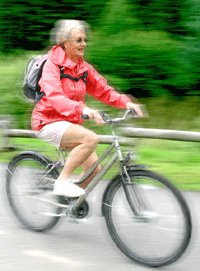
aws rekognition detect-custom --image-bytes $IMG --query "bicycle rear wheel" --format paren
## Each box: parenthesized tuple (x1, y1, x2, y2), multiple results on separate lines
(6, 151, 61, 231)
(103, 169, 192, 267)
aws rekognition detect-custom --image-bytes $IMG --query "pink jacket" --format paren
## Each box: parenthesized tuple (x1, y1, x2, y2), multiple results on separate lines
(31, 45, 130, 131)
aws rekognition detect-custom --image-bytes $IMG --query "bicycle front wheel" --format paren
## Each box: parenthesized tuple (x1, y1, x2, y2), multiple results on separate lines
(6, 151, 61, 231)
(103, 169, 192, 267)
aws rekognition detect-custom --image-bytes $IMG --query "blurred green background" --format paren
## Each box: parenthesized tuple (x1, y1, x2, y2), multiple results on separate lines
(0, 0, 200, 189)
(0, 0, 200, 128)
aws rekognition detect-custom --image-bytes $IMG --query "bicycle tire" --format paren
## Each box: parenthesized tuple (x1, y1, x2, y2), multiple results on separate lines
(102, 169, 192, 267)
(6, 151, 61, 231)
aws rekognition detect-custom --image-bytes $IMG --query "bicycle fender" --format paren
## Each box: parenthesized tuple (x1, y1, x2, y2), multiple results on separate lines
(127, 164, 149, 171)
(7, 150, 59, 176)
(8, 150, 50, 165)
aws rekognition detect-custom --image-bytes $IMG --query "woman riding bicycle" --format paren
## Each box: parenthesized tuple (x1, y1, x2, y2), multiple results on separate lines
(31, 19, 144, 198)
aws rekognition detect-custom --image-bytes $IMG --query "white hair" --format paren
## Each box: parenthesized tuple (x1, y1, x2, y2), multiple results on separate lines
(50, 19, 90, 45)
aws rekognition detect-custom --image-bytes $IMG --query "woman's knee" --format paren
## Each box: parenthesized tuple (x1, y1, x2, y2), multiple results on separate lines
(83, 131, 99, 148)
(60, 125, 99, 149)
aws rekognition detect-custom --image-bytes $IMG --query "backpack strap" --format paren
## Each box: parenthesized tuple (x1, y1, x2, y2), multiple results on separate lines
(60, 68, 88, 83)
(35, 59, 47, 93)
(34, 65, 88, 103)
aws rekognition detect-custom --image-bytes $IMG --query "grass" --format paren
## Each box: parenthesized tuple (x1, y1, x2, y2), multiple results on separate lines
(138, 139, 200, 190)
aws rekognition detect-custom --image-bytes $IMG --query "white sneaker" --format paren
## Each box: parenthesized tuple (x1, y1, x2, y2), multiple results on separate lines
(53, 179, 85, 198)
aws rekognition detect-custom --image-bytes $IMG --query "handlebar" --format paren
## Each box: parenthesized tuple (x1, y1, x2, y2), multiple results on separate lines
(82, 109, 136, 124)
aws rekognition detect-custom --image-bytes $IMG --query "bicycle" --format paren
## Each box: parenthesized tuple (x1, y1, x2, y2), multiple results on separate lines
(6, 109, 192, 267)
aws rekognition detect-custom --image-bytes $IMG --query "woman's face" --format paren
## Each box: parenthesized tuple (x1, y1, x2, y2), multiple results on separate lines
(64, 29, 87, 62)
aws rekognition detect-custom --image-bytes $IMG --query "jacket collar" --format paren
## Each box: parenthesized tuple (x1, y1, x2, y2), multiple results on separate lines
(48, 45, 88, 73)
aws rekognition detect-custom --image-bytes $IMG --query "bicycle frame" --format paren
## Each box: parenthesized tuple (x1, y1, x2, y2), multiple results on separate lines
(58, 119, 134, 210)
(44, 131, 151, 217)
(74, 142, 118, 209)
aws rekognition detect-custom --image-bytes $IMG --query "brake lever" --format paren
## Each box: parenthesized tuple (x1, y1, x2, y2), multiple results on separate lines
(100, 113, 113, 124)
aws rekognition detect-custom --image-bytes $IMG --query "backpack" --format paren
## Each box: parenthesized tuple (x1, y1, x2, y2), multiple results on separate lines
(23, 54, 88, 103)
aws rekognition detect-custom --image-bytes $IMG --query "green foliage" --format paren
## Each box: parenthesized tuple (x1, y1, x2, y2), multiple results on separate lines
(138, 140, 200, 190)
(130, 0, 190, 35)
(87, 0, 200, 97)
(0, 0, 200, 99)
(0, 0, 108, 51)
(98, 0, 139, 35)
(88, 30, 194, 97)
(137, 96, 200, 131)
(0, 53, 33, 128)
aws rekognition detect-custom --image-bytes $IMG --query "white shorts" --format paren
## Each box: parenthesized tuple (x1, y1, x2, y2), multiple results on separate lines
(37, 121, 72, 148)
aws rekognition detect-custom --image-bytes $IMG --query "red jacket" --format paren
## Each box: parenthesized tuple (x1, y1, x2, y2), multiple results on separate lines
(31, 45, 130, 130)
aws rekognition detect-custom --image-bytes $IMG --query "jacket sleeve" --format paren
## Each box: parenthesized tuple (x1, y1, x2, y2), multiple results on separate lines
(86, 64, 131, 109)
(39, 60, 84, 120)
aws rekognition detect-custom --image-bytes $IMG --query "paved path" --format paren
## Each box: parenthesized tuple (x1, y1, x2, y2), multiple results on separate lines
(0, 164, 199, 271)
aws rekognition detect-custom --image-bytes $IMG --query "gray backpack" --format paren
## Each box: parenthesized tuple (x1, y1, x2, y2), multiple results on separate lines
(23, 54, 48, 103)
(23, 54, 88, 103)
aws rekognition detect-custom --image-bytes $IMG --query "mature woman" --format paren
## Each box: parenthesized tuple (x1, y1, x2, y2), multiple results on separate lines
(31, 20, 144, 198)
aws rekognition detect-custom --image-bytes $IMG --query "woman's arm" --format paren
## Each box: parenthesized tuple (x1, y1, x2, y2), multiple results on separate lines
(86, 64, 144, 117)
(86, 65, 130, 109)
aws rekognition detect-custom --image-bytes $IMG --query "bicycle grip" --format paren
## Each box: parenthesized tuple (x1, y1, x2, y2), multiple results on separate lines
(81, 114, 90, 120)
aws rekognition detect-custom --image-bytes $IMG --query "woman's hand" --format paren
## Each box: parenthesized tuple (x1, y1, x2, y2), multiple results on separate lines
(126, 102, 146, 117)
(83, 106, 105, 124)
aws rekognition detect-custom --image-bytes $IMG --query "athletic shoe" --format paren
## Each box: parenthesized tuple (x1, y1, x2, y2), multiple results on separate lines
(53, 179, 85, 198)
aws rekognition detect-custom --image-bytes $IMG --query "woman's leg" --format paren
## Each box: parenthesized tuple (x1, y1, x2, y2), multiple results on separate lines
(37, 121, 99, 197)
(58, 123, 99, 180)
(79, 152, 102, 189)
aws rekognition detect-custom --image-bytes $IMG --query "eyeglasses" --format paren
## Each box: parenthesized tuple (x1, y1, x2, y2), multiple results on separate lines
(70, 37, 88, 44)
